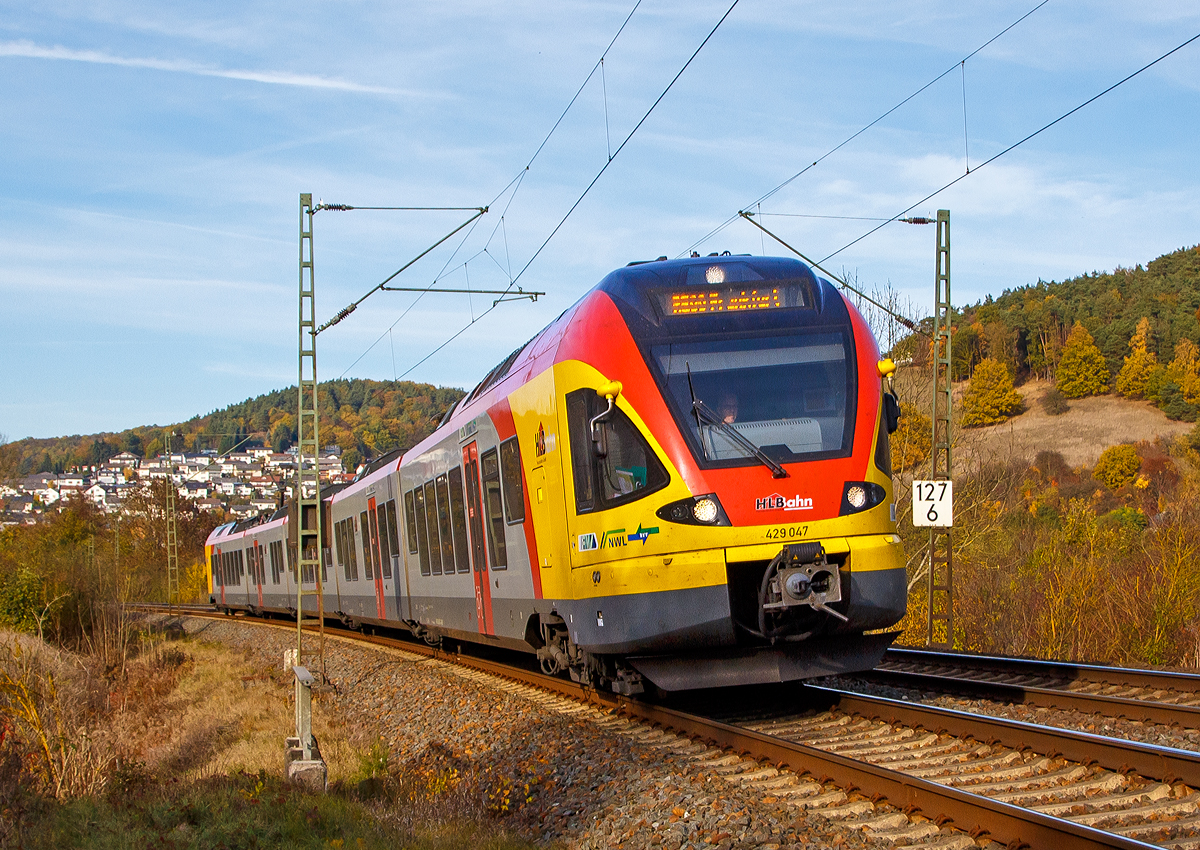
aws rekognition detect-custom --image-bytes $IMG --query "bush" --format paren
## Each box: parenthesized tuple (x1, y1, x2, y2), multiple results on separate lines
(1041, 386, 1070, 416)
(1093, 444, 1140, 490)
(1056, 322, 1110, 398)
(962, 359, 1023, 427)
(891, 402, 931, 473)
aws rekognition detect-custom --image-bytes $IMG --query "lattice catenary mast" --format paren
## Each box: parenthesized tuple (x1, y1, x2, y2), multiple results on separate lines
(927, 210, 953, 648)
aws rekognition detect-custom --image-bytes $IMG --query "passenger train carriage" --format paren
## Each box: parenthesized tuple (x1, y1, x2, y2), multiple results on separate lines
(207, 254, 907, 693)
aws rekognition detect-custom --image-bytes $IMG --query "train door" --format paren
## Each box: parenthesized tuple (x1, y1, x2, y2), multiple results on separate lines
(216, 548, 225, 606)
(253, 542, 263, 608)
(462, 441, 494, 634)
(366, 496, 386, 619)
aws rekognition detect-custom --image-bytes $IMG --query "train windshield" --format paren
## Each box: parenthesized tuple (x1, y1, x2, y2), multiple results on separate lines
(650, 331, 854, 464)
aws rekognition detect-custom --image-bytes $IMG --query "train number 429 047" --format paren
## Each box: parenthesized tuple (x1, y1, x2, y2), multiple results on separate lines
(764, 525, 808, 540)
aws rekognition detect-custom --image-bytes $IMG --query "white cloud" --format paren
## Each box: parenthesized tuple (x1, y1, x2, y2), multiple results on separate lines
(0, 39, 416, 95)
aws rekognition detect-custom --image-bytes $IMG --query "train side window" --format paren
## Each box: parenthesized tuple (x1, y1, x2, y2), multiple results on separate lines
(413, 486, 430, 576)
(385, 499, 401, 575)
(480, 448, 508, 570)
(270, 541, 280, 585)
(212, 553, 220, 587)
(332, 521, 343, 577)
(375, 503, 392, 580)
(499, 437, 525, 524)
(423, 480, 444, 576)
(359, 510, 373, 580)
(448, 466, 470, 574)
(347, 520, 359, 580)
(404, 491, 418, 554)
(435, 474, 455, 574)
(567, 388, 668, 512)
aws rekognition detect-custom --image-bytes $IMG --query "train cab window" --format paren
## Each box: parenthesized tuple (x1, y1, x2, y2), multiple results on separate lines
(359, 510, 373, 580)
(499, 437, 525, 524)
(385, 499, 401, 576)
(423, 480, 444, 575)
(375, 503, 392, 580)
(651, 331, 854, 463)
(448, 466, 470, 574)
(480, 448, 508, 570)
(404, 491, 418, 555)
(566, 388, 669, 513)
(435, 474, 455, 574)
(413, 486, 431, 576)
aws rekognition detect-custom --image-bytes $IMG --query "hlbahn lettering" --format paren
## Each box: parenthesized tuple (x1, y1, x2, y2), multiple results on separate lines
(756, 493, 814, 512)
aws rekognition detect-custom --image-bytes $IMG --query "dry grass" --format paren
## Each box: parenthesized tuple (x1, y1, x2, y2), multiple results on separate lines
(2, 625, 536, 850)
(957, 379, 1192, 468)
(121, 639, 357, 786)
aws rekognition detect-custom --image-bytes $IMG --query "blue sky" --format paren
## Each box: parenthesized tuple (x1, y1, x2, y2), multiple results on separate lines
(3, 1, 1199, 440)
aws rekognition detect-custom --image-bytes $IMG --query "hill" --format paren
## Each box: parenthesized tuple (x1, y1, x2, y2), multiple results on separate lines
(0, 378, 465, 478)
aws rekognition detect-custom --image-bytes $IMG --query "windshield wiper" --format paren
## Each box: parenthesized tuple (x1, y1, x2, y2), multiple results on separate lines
(692, 399, 789, 479)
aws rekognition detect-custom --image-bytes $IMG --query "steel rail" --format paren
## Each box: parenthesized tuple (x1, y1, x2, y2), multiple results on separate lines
(138, 605, 1163, 848)
(804, 685, 1200, 787)
(621, 699, 1160, 850)
(866, 667, 1200, 727)
(885, 647, 1200, 694)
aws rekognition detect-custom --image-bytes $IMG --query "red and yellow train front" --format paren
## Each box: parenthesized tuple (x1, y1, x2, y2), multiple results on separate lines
(508, 255, 905, 690)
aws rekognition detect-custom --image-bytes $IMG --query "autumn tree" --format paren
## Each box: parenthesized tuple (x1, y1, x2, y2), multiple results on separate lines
(1167, 338, 1200, 404)
(1055, 322, 1109, 398)
(890, 402, 932, 473)
(962, 358, 1024, 427)
(1115, 318, 1157, 399)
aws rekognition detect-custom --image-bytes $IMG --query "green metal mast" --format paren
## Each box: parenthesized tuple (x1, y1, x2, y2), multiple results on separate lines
(927, 209, 953, 648)
(165, 432, 180, 611)
(297, 194, 325, 677)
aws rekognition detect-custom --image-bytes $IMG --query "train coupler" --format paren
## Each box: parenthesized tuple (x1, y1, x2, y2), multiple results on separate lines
(761, 542, 848, 624)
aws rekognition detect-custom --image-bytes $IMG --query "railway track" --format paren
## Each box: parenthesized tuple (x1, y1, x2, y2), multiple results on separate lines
(137, 605, 1200, 849)
(862, 647, 1200, 728)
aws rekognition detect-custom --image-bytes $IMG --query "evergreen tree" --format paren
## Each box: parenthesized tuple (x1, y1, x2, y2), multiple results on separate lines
(1056, 322, 1109, 398)
(962, 358, 1024, 427)
(1114, 317, 1158, 399)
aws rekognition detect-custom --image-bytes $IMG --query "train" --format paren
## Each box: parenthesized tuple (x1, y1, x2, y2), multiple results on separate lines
(206, 253, 907, 694)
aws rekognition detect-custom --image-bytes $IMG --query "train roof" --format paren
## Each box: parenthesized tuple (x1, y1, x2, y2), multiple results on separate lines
(408, 254, 840, 461)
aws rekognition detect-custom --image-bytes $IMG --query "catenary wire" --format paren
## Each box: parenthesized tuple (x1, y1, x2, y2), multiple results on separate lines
(336, 0, 645, 376)
(395, 0, 743, 380)
(681, 0, 1050, 257)
(816, 27, 1200, 266)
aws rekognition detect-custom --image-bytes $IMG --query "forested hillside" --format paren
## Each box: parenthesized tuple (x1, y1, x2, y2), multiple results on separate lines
(938, 244, 1200, 381)
(1, 378, 465, 477)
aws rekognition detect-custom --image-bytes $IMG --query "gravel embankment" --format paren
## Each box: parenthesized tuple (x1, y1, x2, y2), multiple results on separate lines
(177, 616, 896, 850)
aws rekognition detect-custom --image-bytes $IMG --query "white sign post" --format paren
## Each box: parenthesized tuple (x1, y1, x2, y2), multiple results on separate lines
(912, 480, 953, 528)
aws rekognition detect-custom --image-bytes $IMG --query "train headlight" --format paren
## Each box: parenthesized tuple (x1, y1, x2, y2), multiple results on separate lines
(839, 481, 887, 516)
(656, 493, 730, 526)
(692, 498, 719, 524)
